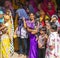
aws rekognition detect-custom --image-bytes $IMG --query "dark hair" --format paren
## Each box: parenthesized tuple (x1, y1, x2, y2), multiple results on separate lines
(29, 12, 35, 16)
(39, 27, 47, 33)
(51, 24, 57, 31)
(17, 2, 24, 8)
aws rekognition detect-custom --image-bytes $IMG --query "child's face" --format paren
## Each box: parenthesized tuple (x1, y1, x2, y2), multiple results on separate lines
(45, 20, 49, 25)
(40, 30, 45, 35)
(51, 17, 57, 22)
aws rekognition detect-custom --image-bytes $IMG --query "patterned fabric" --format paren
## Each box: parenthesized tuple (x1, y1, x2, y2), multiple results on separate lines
(45, 32, 60, 58)
(9, 12, 14, 55)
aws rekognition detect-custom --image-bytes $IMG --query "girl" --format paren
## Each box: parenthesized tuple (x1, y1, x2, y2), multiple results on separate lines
(45, 24, 60, 58)
(38, 27, 48, 58)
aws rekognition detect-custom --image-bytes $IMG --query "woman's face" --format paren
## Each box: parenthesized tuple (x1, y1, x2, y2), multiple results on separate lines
(58, 10, 60, 17)
(48, 3, 52, 10)
(38, 4, 41, 10)
(26, 1, 29, 6)
(40, 10, 45, 16)
(30, 13, 35, 20)
(40, 30, 45, 35)
(4, 1, 10, 8)
(6, 10, 10, 15)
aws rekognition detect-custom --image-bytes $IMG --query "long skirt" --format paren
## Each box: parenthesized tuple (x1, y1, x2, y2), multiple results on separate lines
(1, 34, 10, 58)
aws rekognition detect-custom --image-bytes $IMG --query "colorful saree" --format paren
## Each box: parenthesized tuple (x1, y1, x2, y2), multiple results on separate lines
(1, 20, 12, 58)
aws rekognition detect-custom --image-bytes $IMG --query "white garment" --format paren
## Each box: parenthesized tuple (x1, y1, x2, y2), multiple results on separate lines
(16, 27, 28, 38)
(21, 27, 28, 38)
(38, 35, 45, 48)
(45, 32, 60, 58)
(55, 20, 60, 28)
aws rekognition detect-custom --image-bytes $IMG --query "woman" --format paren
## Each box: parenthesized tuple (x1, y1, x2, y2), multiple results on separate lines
(3, 0, 14, 17)
(0, 8, 4, 58)
(3, 1, 14, 54)
(26, 13, 38, 58)
(39, 10, 49, 27)
(0, 9, 12, 58)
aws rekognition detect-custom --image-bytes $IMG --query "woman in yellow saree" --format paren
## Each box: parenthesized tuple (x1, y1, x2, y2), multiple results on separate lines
(0, 9, 12, 58)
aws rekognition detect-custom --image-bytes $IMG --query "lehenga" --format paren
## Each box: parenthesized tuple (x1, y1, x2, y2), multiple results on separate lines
(1, 20, 12, 58)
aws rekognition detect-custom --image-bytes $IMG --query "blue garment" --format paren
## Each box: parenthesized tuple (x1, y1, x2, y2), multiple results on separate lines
(16, 8, 29, 19)
(29, 5, 34, 13)
(55, 20, 60, 27)
(18, 38, 27, 55)
(0, 18, 4, 23)
(0, 10, 4, 23)
(0, 10, 4, 14)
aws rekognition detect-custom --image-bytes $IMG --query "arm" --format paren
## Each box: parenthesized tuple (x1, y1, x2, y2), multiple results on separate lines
(31, 25, 38, 34)
(0, 24, 6, 31)
(31, 29, 38, 34)
(48, 35, 55, 50)
(23, 17, 27, 28)
(27, 27, 38, 34)
(27, 27, 33, 32)
(38, 36, 43, 48)
(14, 27, 18, 35)
(15, 14, 19, 28)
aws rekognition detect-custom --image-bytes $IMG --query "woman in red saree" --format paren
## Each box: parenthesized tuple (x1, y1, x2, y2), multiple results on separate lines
(47, 2, 56, 17)
(41, 0, 56, 17)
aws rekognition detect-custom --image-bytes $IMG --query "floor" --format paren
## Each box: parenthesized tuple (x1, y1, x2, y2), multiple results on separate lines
(11, 52, 27, 58)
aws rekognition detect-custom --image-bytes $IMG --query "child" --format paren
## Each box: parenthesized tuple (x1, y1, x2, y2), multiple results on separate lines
(45, 24, 60, 58)
(38, 27, 48, 58)
(14, 17, 28, 57)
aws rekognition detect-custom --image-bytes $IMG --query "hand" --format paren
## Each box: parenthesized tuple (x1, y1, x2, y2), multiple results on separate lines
(45, 34, 48, 39)
(38, 44, 42, 48)
(22, 17, 25, 21)
(35, 35, 39, 41)
(38, 41, 42, 48)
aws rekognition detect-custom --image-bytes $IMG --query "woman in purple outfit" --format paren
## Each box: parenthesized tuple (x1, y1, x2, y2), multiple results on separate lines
(26, 13, 38, 58)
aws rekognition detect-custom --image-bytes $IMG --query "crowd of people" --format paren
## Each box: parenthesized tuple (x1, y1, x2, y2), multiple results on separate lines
(0, 0, 60, 58)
